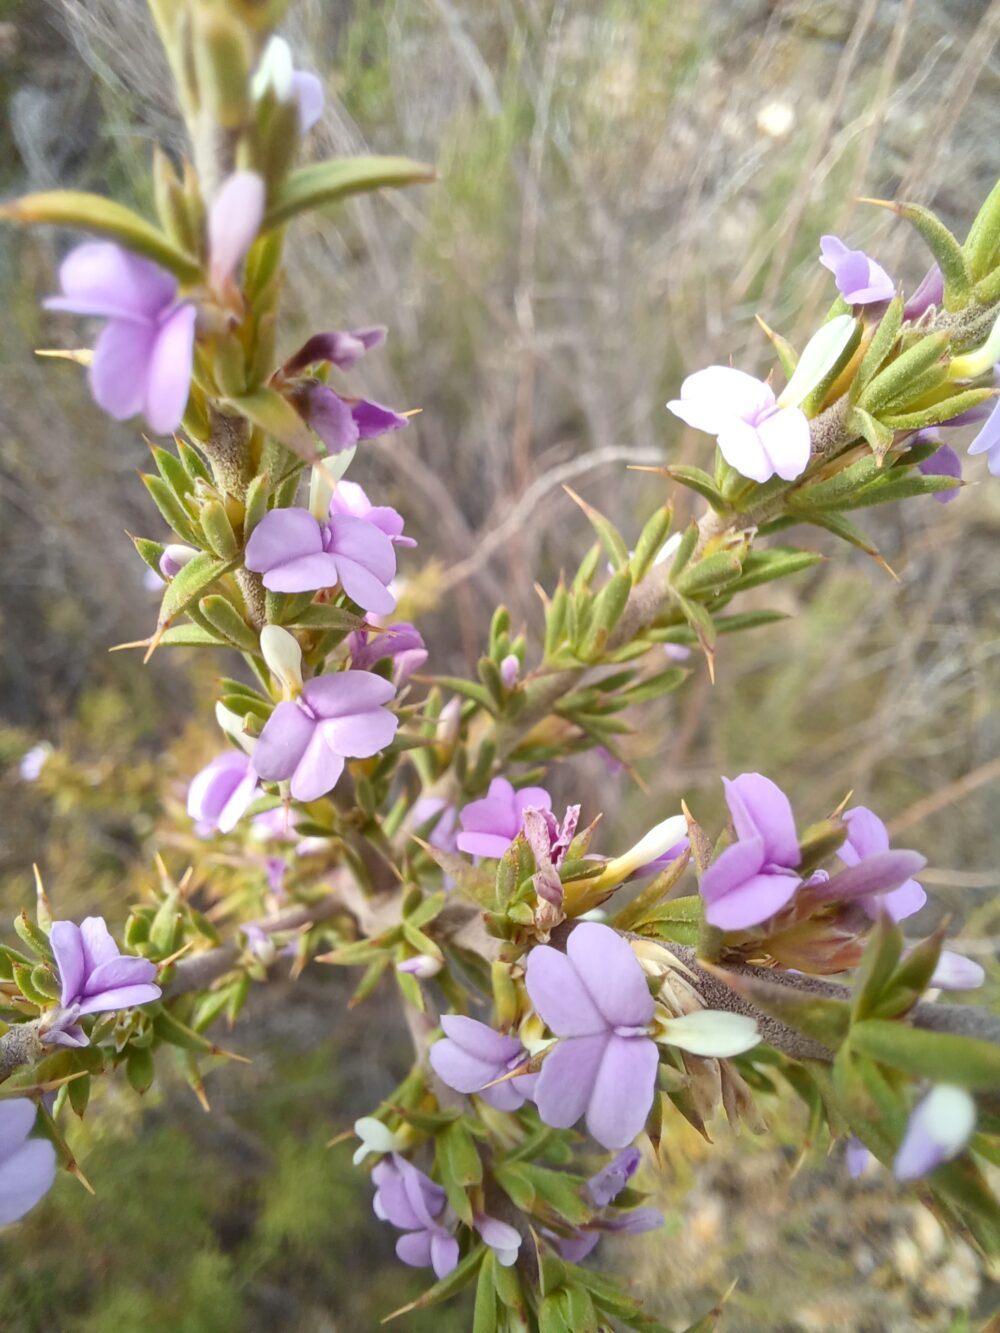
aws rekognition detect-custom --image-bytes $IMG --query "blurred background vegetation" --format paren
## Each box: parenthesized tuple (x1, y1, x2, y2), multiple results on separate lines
(2, 0, 1000, 1327)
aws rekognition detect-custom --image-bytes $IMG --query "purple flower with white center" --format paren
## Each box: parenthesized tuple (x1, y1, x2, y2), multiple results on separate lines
(904, 264, 944, 321)
(0, 1100, 57, 1225)
(457, 777, 553, 859)
(252, 670, 398, 802)
(474, 1213, 521, 1266)
(251, 36, 324, 134)
(667, 367, 811, 484)
(371, 1154, 458, 1279)
(587, 1146, 641, 1206)
(348, 622, 427, 686)
(894, 1085, 976, 1182)
(699, 773, 803, 931)
(187, 750, 260, 837)
(292, 382, 408, 454)
(837, 806, 926, 921)
(968, 398, 1000, 477)
(158, 544, 197, 579)
(819, 235, 895, 305)
(45, 243, 196, 434)
(244, 508, 397, 614)
(429, 1015, 537, 1111)
(913, 430, 962, 503)
(49, 916, 161, 1021)
(207, 171, 266, 293)
(846, 1136, 873, 1179)
(525, 922, 659, 1150)
(329, 480, 416, 548)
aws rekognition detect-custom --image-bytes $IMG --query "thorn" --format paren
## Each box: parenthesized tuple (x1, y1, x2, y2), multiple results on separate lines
(66, 1160, 96, 1195)
(155, 940, 195, 973)
(108, 637, 155, 653)
(210, 1044, 252, 1065)
(143, 622, 169, 664)
(626, 464, 669, 475)
(856, 196, 897, 213)
(34, 347, 93, 365)
(400, 407, 423, 418)
(326, 1128, 354, 1148)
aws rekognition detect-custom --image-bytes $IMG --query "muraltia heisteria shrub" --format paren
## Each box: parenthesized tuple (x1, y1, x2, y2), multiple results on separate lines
(4, 3, 1000, 1327)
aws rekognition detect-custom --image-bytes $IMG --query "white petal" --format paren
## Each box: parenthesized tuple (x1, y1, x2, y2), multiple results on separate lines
(777, 314, 856, 409)
(658, 1010, 760, 1058)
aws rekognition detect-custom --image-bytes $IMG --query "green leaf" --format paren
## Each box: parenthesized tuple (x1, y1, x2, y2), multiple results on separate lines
(430, 676, 495, 711)
(140, 473, 202, 545)
(853, 296, 904, 395)
(158, 552, 239, 627)
(866, 199, 969, 310)
(472, 1250, 498, 1333)
(579, 570, 632, 660)
(224, 387, 318, 463)
(731, 547, 823, 591)
(857, 332, 950, 415)
(264, 156, 436, 228)
(630, 505, 673, 582)
(965, 177, 1000, 281)
(126, 1045, 155, 1095)
(278, 602, 364, 633)
(674, 550, 743, 598)
(198, 595, 259, 652)
(879, 386, 995, 430)
(851, 916, 904, 1022)
(0, 190, 200, 280)
(843, 474, 962, 509)
(564, 487, 630, 572)
(850, 1020, 1000, 1091)
(661, 466, 730, 512)
(518, 1164, 591, 1226)
(155, 624, 230, 648)
(381, 1243, 485, 1322)
(623, 891, 702, 944)
(799, 511, 886, 565)
(845, 406, 895, 458)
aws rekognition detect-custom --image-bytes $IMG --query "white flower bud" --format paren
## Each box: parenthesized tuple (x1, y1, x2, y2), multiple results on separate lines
(588, 814, 688, 891)
(251, 35, 294, 103)
(215, 701, 255, 755)
(654, 1009, 760, 1058)
(352, 1116, 405, 1165)
(396, 954, 443, 979)
(260, 625, 303, 695)
(777, 314, 856, 409)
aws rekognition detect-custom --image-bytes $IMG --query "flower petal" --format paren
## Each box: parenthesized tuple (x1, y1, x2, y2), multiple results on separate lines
(525, 948, 607, 1037)
(144, 303, 196, 434)
(89, 318, 157, 421)
(0, 1137, 56, 1225)
(253, 701, 316, 783)
(289, 728, 345, 802)
(76, 982, 162, 1015)
(725, 773, 800, 869)
(47, 243, 175, 320)
(244, 509, 324, 575)
(668, 367, 774, 433)
(260, 553, 343, 594)
(302, 670, 396, 719)
(716, 417, 773, 483)
(566, 922, 654, 1028)
(50, 921, 85, 1007)
(533, 1034, 609, 1129)
(755, 406, 811, 480)
(440, 1014, 523, 1065)
(703, 868, 801, 931)
(209, 172, 266, 289)
(585, 1034, 659, 1150)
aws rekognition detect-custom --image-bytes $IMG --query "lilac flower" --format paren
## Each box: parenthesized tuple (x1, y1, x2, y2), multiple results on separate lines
(348, 623, 427, 685)
(208, 172, 266, 292)
(429, 1015, 537, 1111)
(371, 1154, 458, 1279)
(913, 430, 962, 503)
(397, 954, 442, 979)
(187, 750, 260, 836)
(627, 837, 689, 883)
(894, 1085, 975, 1181)
(158, 544, 197, 579)
(499, 654, 520, 689)
(410, 797, 460, 854)
(244, 508, 397, 614)
(18, 743, 52, 782)
(45, 243, 196, 434)
(837, 807, 926, 921)
(50, 916, 161, 1020)
(523, 803, 580, 906)
(544, 1206, 663, 1263)
(457, 778, 553, 859)
(819, 236, 895, 305)
(846, 1136, 873, 1179)
(329, 480, 416, 548)
(292, 382, 408, 454)
(283, 327, 387, 377)
(587, 1146, 641, 1206)
(474, 1213, 521, 1266)
(252, 670, 397, 802)
(904, 264, 944, 321)
(667, 368, 810, 484)
(251, 36, 324, 133)
(699, 774, 803, 931)
(525, 922, 659, 1150)
(0, 1100, 57, 1225)
(968, 398, 1000, 476)
(929, 950, 985, 991)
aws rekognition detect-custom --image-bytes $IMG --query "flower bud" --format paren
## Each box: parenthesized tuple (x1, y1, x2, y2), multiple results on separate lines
(352, 1116, 405, 1165)
(208, 172, 266, 292)
(215, 701, 255, 755)
(159, 544, 198, 578)
(579, 815, 688, 893)
(396, 954, 442, 979)
(653, 1009, 760, 1058)
(948, 310, 1000, 380)
(499, 654, 520, 689)
(260, 625, 303, 696)
(777, 314, 856, 409)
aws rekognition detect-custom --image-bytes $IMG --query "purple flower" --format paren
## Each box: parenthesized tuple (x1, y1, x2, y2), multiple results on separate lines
(371, 1154, 458, 1279)
(252, 36, 324, 134)
(208, 172, 265, 292)
(894, 1085, 975, 1181)
(837, 807, 926, 921)
(283, 327, 387, 376)
(525, 922, 659, 1150)
(544, 1205, 663, 1263)
(929, 950, 985, 991)
(913, 431, 962, 503)
(499, 654, 520, 689)
(429, 1015, 537, 1111)
(158, 544, 197, 579)
(457, 778, 553, 859)
(667, 367, 810, 483)
(329, 480, 416, 549)
(523, 803, 580, 906)
(474, 1213, 521, 1266)
(0, 1100, 57, 1225)
(50, 916, 161, 1019)
(244, 508, 397, 614)
(45, 243, 196, 434)
(904, 264, 944, 321)
(819, 236, 895, 305)
(968, 398, 1000, 477)
(187, 750, 260, 836)
(293, 382, 408, 454)
(699, 774, 802, 931)
(587, 1146, 641, 1206)
(410, 797, 460, 854)
(18, 743, 52, 782)
(252, 671, 397, 802)
(348, 623, 427, 686)
(846, 1135, 873, 1179)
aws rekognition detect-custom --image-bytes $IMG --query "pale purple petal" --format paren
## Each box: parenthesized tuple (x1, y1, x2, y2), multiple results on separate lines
(216, 768, 260, 834)
(328, 514, 397, 585)
(429, 1232, 460, 1279)
(260, 552, 343, 594)
(603, 1206, 663, 1235)
(548, 1229, 601, 1263)
(82, 955, 159, 998)
(716, 417, 772, 483)
(725, 773, 800, 869)
(475, 1214, 521, 1265)
(429, 1041, 501, 1095)
(904, 264, 943, 320)
(586, 1035, 659, 1149)
(868, 876, 927, 922)
(513, 786, 554, 819)
(440, 1014, 524, 1066)
(930, 951, 985, 991)
(283, 327, 386, 375)
(820, 235, 895, 304)
(0, 1099, 37, 1161)
(533, 1034, 608, 1129)
(479, 1074, 535, 1111)
(50, 922, 85, 1007)
(297, 383, 360, 454)
(209, 172, 266, 289)
(667, 367, 775, 434)
(839, 806, 888, 864)
(46, 243, 176, 321)
(525, 947, 607, 1036)
(352, 398, 409, 439)
(587, 1147, 642, 1206)
(755, 406, 811, 481)
(89, 318, 157, 420)
(76, 981, 162, 1015)
(289, 728, 345, 802)
(302, 670, 396, 719)
(253, 701, 316, 783)
(0, 1136, 57, 1225)
(331, 558, 397, 615)
(396, 1230, 434, 1268)
(455, 829, 516, 858)
(894, 1085, 975, 1181)
(967, 399, 1000, 477)
(80, 917, 128, 973)
(566, 922, 653, 1028)
(846, 1135, 872, 1178)
(917, 443, 962, 504)
(144, 303, 196, 434)
(704, 868, 801, 931)
(245, 508, 324, 574)
(291, 69, 324, 132)
(819, 850, 927, 907)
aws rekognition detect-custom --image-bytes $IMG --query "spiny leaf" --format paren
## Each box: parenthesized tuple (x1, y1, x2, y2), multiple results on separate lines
(265, 156, 436, 228)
